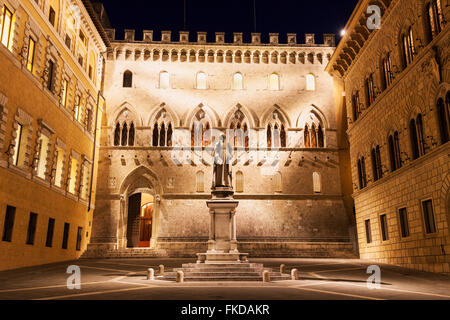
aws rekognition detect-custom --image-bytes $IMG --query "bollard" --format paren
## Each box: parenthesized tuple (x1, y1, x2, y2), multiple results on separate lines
(291, 268, 299, 280)
(159, 264, 164, 276)
(176, 270, 184, 283)
(263, 270, 271, 283)
(147, 268, 155, 280)
(280, 264, 286, 274)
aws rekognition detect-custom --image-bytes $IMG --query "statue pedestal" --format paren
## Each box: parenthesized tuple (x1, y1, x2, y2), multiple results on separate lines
(196, 189, 248, 264)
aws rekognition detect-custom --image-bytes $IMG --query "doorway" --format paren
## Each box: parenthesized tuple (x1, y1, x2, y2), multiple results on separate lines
(126, 193, 154, 248)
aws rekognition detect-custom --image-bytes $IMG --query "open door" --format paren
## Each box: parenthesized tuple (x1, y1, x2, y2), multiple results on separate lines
(139, 202, 153, 247)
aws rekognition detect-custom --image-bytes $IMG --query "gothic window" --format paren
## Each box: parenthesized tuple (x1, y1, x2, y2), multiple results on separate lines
(167, 124, 173, 147)
(401, 27, 415, 68)
(228, 110, 249, 148)
(196, 171, 204, 192)
(267, 125, 272, 148)
(267, 110, 287, 148)
(357, 156, 367, 189)
(159, 71, 169, 89)
(318, 125, 324, 148)
(304, 125, 310, 148)
(123, 70, 133, 88)
(159, 123, 166, 147)
(269, 73, 280, 91)
(306, 73, 315, 91)
(437, 97, 449, 144)
(388, 131, 402, 171)
(365, 73, 375, 107)
(371, 145, 383, 182)
(121, 123, 128, 146)
(128, 123, 135, 146)
(114, 123, 121, 146)
(152, 123, 159, 147)
(236, 171, 243, 193)
(233, 73, 243, 90)
(304, 112, 324, 148)
(410, 114, 426, 160)
(152, 108, 173, 147)
(352, 91, 361, 121)
(426, 0, 444, 41)
(196, 72, 207, 89)
(191, 109, 210, 147)
(311, 124, 317, 148)
(313, 172, 321, 193)
(382, 53, 393, 89)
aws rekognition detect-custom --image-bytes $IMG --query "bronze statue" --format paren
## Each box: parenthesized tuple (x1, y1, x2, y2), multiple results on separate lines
(212, 134, 233, 189)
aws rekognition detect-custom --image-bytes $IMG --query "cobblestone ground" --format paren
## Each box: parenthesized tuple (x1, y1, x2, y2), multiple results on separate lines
(0, 258, 449, 300)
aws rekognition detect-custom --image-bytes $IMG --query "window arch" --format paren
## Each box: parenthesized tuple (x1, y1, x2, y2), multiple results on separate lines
(196, 72, 207, 89)
(401, 27, 415, 69)
(228, 110, 249, 148)
(233, 73, 243, 90)
(191, 109, 211, 147)
(410, 114, 426, 160)
(306, 73, 315, 91)
(269, 73, 280, 91)
(382, 53, 393, 89)
(151, 108, 173, 147)
(113, 108, 137, 147)
(236, 171, 243, 193)
(313, 172, 321, 193)
(303, 112, 325, 148)
(371, 145, 383, 182)
(159, 71, 169, 89)
(365, 73, 375, 107)
(357, 156, 367, 189)
(266, 110, 287, 148)
(426, 0, 444, 41)
(437, 96, 449, 144)
(388, 131, 402, 171)
(196, 171, 204, 193)
(114, 123, 121, 146)
(352, 91, 361, 121)
(123, 70, 132, 88)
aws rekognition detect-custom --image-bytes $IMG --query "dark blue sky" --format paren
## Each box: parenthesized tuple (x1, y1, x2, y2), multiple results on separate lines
(99, 0, 358, 44)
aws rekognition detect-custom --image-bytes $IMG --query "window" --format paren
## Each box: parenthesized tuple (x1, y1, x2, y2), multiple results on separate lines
(365, 74, 375, 107)
(74, 95, 81, 122)
(64, 34, 72, 49)
(236, 171, 243, 193)
(382, 53, 393, 89)
(123, 70, 132, 87)
(12, 123, 23, 166)
(352, 91, 361, 121)
(196, 171, 204, 193)
(48, 6, 56, 26)
(61, 79, 68, 107)
(371, 145, 383, 182)
(437, 97, 449, 144)
(54, 146, 65, 188)
(1, 5, 13, 49)
(36, 133, 50, 179)
(45, 218, 55, 247)
(306, 73, 315, 91)
(357, 157, 367, 189)
(128, 123, 135, 146)
(422, 200, 436, 234)
(399, 208, 410, 238)
(2, 206, 15, 242)
(68, 157, 78, 194)
(114, 123, 121, 146)
(80, 163, 90, 200)
(26, 213, 38, 245)
(47, 60, 55, 91)
(313, 172, 321, 193)
(380, 214, 389, 241)
(233, 73, 243, 90)
(410, 115, 426, 160)
(365, 219, 372, 244)
(196, 72, 207, 89)
(79, 30, 86, 46)
(159, 71, 169, 89)
(402, 27, 415, 68)
(78, 54, 84, 67)
(76, 227, 82, 251)
(27, 38, 36, 73)
(427, 0, 444, 40)
(88, 65, 93, 80)
(269, 73, 280, 91)
(388, 132, 402, 171)
(62, 223, 70, 249)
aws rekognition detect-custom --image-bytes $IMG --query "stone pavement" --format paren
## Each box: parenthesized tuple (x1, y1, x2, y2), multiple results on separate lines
(0, 258, 449, 300)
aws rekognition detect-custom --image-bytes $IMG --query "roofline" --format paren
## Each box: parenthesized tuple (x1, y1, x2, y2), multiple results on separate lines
(82, 0, 111, 48)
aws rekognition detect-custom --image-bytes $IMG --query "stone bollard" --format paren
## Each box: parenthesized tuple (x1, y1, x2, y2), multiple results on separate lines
(263, 270, 271, 283)
(176, 271, 184, 283)
(280, 264, 286, 274)
(291, 268, 299, 280)
(147, 268, 155, 280)
(159, 264, 164, 276)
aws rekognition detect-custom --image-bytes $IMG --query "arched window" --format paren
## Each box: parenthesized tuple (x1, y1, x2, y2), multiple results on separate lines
(306, 73, 315, 91)
(437, 97, 449, 144)
(267, 125, 272, 148)
(388, 132, 402, 171)
(159, 71, 169, 89)
(236, 171, 244, 193)
(152, 123, 159, 147)
(233, 73, 243, 90)
(114, 123, 121, 146)
(151, 108, 173, 147)
(365, 73, 375, 107)
(280, 125, 287, 148)
(382, 53, 393, 89)
(123, 70, 132, 88)
(371, 146, 383, 182)
(196, 72, 207, 89)
(121, 123, 128, 146)
(311, 124, 317, 148)
(266, 110, 287, 148)
(159, 122, 166, 147)
(196, 171, 204, 193)
(410, 114, 426, 159)
(128, 123, 135, 146)
(416, 114, 426, 156)
(304, 125, 310, 148)
(191, 110, 210, 147)
(167, 123, 173, 147)
(313, 172, 321, 193)
(357, 157, 367, 189)
(426, 0, 444, 41)
(318, 125, 324, 148)
(273, 124, 280, 148)
(269, 73, 280, 91)
(274, 172, 282, 192)
(352, 91, 361, 121)
(402, 27, 415, 68)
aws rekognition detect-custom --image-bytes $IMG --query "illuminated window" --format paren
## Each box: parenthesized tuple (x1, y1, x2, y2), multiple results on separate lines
(306, 73, 315, 91)
(196, 171, 204, 192)
(427, 0, 444, 40)
(159, 71, 169, 89)
(54, 146, 64, 188)
(269, 73, 280, 91)
(74, 95, 82, 122)
(196, 72, 207, 89)
(236, 171, 243, 193)
(233, 73, 243, 90)
(61, 79, 68, 107)
(12, 123, 29, 168)
(27, 38, 36, 73)
(0, 5, 13, 49)
(36, 134, 50, 179)
(68, 157, 78, 194)
(88, 65, 93, 80)
(79, 29, 87, 46)
(80, 163, 90, 200)
(313, 172, 321, 193)
(12, 123, 23, 166)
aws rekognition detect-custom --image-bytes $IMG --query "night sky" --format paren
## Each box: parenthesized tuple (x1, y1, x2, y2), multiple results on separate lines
(98, 0, 359, 44)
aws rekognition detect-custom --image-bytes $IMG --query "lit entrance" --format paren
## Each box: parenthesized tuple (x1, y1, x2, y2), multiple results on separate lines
(126, 193, 154, 248)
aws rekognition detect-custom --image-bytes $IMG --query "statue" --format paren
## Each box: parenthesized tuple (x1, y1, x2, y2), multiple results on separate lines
(212, 134, 233, 190)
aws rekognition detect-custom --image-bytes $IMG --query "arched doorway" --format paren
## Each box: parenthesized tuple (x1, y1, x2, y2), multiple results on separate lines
(126, 193, 154, 248)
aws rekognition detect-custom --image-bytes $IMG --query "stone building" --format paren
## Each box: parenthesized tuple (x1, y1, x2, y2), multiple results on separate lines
(0, 0, 108, 271)
(327, 0, 450, 274)
(85, 28, 358, 258)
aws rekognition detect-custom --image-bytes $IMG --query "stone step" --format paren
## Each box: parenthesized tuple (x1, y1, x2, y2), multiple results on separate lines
(181, 263, 263, 268)
(160, 275, 292, 282)
(173, 267, 267, 273)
